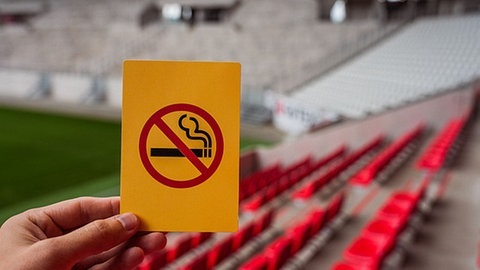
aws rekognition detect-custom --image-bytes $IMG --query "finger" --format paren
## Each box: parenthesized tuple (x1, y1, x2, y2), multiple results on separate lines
(42, 212, 139, 266)
(72, 244, 126, 270)
(37, 197, 120, 231)
(129, 232, 167, 254)
(94, 247, 144, 270)
(61, 228, 166, 269)
(73, 232, 166, 269)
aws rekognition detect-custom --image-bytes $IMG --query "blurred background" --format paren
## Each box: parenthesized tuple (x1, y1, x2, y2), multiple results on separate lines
(0, 0, 479, 269)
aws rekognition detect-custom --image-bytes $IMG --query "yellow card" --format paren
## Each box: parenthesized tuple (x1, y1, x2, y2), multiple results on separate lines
(120, 60, 240, 232)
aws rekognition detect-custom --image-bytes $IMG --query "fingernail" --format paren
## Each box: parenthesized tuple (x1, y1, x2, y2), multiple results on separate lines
(116, 213, 138, 231)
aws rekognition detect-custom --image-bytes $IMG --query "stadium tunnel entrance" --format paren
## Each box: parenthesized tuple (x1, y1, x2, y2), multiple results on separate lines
(139, 0, 241, 28)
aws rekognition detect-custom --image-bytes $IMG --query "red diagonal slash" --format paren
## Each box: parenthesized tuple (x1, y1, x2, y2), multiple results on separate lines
(154, 115, 208, 174)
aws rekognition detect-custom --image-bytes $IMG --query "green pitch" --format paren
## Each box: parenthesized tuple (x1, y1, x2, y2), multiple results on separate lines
(0, 107, 122, 208)
(0, 106, 271, 222)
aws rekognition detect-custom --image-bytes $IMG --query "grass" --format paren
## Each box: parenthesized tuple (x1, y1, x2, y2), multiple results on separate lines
(0, 173, 120, 222)
(0, 107, 121, 208)
(0, 106, 271, 222)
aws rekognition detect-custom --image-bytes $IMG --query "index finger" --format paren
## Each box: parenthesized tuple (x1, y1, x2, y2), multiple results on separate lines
(37, 196, 120, 231)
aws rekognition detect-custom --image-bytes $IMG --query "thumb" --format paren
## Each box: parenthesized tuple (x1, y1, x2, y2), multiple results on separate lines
(45, 213, 140, 266)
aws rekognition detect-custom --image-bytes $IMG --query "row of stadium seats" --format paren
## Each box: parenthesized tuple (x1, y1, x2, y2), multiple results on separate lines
(416, 114, 469, 171)
(240, 146, 347, 212)
(332, 180, 430, 270)
(138, 232, 213, 270)
(239, 193, 345, 270)
(291, 135, 383, 201)
(349, 124, 424, 186)
(140, 209, 276, 270)
(241, 134, 389, 213)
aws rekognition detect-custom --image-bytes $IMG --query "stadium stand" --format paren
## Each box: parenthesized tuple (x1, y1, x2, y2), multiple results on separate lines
(292, 14, 480, 119)
(0, 0, 394, 108)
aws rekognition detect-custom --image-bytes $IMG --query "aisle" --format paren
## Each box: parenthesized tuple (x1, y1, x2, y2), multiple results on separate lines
(403, 112, 480, 270)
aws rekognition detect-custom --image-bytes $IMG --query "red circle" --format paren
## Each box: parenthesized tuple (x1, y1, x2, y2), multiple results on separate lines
(139, 104, 224, 188)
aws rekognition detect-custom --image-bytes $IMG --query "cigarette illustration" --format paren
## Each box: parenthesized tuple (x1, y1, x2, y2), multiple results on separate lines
(150, 114, 212, 158)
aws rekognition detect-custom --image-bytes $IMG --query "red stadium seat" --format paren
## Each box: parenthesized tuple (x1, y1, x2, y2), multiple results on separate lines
(265, 184, 279, 201)
(190, 232, 212, 247)
(233, 222, 255, 251)
(390, 191, 420, 212)
(180, 253, 208, 270)
(278, 176, 290, 193)
(239, 254, 269, 270)
(378, 199, 412, 218)
(286, 222, 311, 254)
(291, 181, 317, 200)
(264, 237, 293, 270)
(254, 209, 275, 236)
(362, 218, 403, 239)
(207, 236, 234, 268)
(343, 236, 392, 269)
(350, 169, 375, 186)
(167, 235, 193, 262)
(331, 261, 375, 270)
(138, 250, 167, 270)
(241, 194, 265, 212)
(326, 192, 345, 221)
(307, 208, 326, 235)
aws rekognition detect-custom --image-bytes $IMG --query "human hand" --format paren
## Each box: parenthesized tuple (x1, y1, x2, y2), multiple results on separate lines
(0, 196, 166, 270)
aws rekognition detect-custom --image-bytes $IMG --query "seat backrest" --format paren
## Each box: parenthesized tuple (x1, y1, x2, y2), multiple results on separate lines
(286, 222, 311, 255)
(254, 209, 275, 235)
(264, 237, 293, 270)
(167, 235, 192, 262)
(206, 235, 233, 268)
(239, 254, 269, 270)
(327, 192, 345, 221)
(180, 253, 208, 270)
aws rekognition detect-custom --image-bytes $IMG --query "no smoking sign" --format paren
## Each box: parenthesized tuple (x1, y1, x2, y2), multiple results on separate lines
(139, 103, 224, 188)
(121, 60, 240, 232)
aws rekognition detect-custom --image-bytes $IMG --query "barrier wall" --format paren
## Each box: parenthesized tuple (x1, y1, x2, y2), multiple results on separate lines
(51, 73, 91, 103)
(106, 78, 123, 107)
(0, 70, 37, 98)
(0, 69, 124, 106)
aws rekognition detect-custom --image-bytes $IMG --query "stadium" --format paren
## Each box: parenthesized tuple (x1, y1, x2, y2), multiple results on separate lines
(0, 0, 479, 269)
